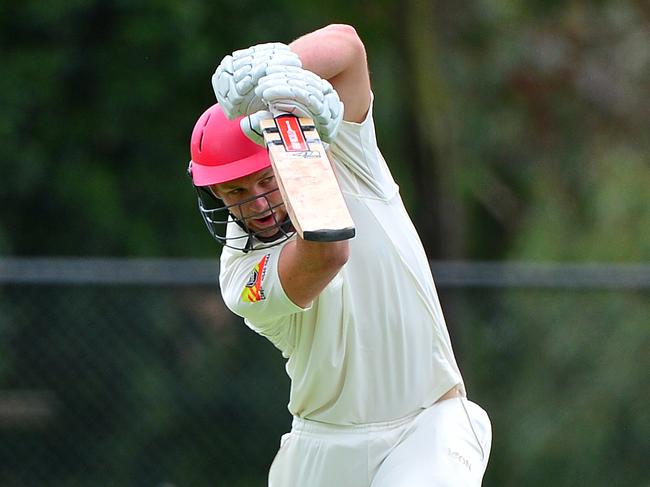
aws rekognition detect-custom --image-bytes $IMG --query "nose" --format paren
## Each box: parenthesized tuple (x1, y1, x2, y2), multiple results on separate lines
(245, 188, 272, 215)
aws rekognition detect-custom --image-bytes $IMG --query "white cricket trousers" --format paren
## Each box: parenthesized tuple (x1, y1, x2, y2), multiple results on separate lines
(268, 397, 492, 487)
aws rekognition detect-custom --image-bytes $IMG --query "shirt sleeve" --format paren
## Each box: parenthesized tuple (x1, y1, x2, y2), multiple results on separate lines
(327, 94, 399, 200)
(219, 245, 306, 355)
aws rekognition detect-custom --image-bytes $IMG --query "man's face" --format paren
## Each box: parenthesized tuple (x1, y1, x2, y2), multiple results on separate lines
(210, 168, 288, 238)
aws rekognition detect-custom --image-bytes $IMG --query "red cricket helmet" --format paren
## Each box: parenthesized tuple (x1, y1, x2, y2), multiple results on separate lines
(189, 103, 271, 186)
(188, 103, 294, 251)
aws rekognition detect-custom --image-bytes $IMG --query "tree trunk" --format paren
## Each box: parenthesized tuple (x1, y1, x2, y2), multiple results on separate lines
(400, 0, 466, 259)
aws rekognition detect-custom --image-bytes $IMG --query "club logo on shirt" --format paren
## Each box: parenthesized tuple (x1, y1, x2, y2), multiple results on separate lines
(241, 254, 270, 303)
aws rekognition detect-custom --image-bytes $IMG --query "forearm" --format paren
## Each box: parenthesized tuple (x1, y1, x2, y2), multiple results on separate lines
(278, 238, 350, 308)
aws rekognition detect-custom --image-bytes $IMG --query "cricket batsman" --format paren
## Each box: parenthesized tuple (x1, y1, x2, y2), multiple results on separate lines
(187, 24, 492, 486)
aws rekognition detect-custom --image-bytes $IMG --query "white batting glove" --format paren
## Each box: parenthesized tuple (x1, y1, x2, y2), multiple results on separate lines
(239, 109, 272, 146)
(254, 66, 344, 143)
(213, 43, 302, 119)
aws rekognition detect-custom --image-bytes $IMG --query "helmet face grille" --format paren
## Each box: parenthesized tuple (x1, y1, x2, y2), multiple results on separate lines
(194, 185, 294, 252)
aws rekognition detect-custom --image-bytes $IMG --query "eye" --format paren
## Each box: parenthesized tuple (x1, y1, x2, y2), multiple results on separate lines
(228, 188, 244, 196)
(260, 176, 276, 186)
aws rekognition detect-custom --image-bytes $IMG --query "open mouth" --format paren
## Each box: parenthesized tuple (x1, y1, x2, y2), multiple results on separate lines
(251, 213, 276, 228)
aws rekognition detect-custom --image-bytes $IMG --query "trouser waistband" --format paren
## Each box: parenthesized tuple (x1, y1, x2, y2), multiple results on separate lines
(291, 409, 423, 436)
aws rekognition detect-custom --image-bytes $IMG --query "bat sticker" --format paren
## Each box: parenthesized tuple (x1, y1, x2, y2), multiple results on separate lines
(284, 150, 322, 159)
(277, 116, 309, 152)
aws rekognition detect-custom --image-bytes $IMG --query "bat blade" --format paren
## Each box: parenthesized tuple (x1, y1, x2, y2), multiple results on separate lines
(260, 114, 355, 242)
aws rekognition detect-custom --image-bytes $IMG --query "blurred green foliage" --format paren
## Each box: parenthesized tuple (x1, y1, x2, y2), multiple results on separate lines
(1, 285, 292, 486)
(1, 1, 648, 486)
(2, 0, 647, 260)
(0, 283, 647, 486)
(450, 288, 649, 486)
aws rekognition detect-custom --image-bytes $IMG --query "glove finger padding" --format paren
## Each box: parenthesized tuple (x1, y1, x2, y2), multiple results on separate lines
(213, 43, 302, 119)
(255, 67, 344, 143)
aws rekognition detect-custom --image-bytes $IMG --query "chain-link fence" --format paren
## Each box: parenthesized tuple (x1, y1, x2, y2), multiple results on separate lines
(0, 259, 648, 487)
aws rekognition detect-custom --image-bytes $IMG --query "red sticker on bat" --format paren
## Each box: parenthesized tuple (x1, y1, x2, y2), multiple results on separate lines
(276, 115, 309, 152)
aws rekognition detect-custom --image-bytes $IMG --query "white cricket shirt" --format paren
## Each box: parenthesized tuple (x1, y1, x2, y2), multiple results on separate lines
(219, 101, 464, 425)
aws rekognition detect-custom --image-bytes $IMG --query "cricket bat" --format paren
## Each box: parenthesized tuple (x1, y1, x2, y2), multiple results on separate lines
(260, 114, 355, 242)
